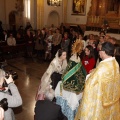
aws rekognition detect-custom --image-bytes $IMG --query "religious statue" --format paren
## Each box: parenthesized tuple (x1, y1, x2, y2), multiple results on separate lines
(61, 39, 87, 94)
(73, 0, 85, 13)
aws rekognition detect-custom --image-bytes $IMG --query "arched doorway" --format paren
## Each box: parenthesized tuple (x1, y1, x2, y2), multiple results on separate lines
(9, 11, 16, 30)
(47, 11, 60, 28)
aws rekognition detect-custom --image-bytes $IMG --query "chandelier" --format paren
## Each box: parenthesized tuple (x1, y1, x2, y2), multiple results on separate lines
(47, 0, 62, 7)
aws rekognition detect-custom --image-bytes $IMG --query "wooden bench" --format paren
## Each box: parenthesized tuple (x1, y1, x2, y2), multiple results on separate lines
(0, 44, 26, 58)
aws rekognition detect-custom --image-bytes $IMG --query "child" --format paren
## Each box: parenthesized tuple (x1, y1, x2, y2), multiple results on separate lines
(45, 39, 52, 61)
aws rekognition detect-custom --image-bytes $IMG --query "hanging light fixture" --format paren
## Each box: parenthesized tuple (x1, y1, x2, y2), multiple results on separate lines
(47, 0, 62, 7)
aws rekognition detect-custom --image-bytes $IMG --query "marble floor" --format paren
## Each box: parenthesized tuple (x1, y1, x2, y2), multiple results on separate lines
(4, 57, 50, 120)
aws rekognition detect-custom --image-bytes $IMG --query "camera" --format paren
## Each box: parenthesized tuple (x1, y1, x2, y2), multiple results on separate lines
(0, 98, 8, 111)
(2, 70, 18, 88)
(0, 60, 18, 87)
(0, 59, 18, 81)
(5, 70, 18, 80)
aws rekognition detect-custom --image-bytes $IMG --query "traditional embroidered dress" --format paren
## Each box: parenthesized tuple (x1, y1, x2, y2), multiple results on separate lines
(55, 39, 87, 120)
(35, 51, 67, 100)
(62, 54, 87, 94)
(75, 57, 120, 120)
(55, 54, 86, 120)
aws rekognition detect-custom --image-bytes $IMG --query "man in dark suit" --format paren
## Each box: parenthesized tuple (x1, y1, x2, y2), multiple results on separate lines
(34, 90, 67, 120)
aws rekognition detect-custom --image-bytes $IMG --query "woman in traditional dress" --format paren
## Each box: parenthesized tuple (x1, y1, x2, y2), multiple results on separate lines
(62, 39, 87, 94)
(36, 49, 67, 100)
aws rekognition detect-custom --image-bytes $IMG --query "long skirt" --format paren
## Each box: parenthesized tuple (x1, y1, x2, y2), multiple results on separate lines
(51, 72, 62, 90)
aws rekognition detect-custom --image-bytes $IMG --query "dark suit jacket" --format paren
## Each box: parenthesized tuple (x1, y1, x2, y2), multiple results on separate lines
(34, 100, 68, 120)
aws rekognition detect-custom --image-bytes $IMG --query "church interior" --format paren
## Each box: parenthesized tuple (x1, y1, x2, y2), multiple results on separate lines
(0, 0, 120, 120)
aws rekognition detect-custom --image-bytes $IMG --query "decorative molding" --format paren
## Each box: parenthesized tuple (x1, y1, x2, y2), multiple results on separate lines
(65, 23, 86, 31)
(87, 0, 120, 29)
(47, 0, 61, 6)
(71, 0, 87, 16)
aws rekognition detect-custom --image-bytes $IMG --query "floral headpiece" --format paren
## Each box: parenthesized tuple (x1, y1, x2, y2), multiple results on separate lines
(71, 39, 83, 55)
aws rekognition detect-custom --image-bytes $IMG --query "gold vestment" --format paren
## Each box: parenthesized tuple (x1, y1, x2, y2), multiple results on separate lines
(75, 57, 120, 120)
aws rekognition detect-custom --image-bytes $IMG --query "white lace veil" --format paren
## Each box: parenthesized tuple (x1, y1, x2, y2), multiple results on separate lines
(55, 49, 59, 60)
(36, 49, 67, 98)
(0, 69, 5, 80)
(55, 49, 67, 73)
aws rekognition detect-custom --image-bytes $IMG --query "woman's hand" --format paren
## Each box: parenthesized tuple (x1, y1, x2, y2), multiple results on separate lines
(5, 75, 14, 84)
(0, 107, 4, 120)
(89, 69, 94, 73)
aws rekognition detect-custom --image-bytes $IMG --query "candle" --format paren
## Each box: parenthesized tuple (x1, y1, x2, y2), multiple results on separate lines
(94, 16, 96, 23)
(93, 16, 94, 23)
(97, 16, 99, 23)
(91, 16, 93, 23)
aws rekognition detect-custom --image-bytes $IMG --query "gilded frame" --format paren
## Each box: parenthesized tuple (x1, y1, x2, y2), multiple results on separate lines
(72, 0, 86, 15)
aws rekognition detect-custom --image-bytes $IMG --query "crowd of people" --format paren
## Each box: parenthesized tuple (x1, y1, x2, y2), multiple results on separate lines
(0, 21, 119, 63)
(0, 20, 120, 120)
(34, 24, 120, 120)
(35, 24, 120, 120)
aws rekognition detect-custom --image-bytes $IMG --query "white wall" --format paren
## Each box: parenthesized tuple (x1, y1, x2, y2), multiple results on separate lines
(6, 0, 16, 21)
(0, 0, 23, 29)
(66, 0, 92, 25)
(43, 0, 63, 28)
(47, 11, 59, 27)
(0, 0, 92, 30)
(29, 0, 37, 29)
(5, 0, 16, 29)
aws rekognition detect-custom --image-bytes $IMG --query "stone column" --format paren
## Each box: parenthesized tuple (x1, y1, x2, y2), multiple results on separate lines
(30, 0, 37, 29)
(37, 0, 44, 29)
(63, 0, 68, 24)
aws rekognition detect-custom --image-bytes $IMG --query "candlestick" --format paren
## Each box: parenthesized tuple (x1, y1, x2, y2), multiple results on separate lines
(93, 16, 95, 23)
(94, 16, 96, 24)
(91, 16, 93, 23)
(97, 16, 100, 23)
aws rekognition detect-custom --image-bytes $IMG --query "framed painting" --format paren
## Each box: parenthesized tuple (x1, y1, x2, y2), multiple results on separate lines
(72, 0, 86, 15)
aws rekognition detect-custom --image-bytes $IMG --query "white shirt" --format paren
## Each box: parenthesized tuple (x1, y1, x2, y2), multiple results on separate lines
(7, 37, 16, 46)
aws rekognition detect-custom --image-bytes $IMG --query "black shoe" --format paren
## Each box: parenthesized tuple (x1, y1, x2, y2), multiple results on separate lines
(52, 97, 56, 103)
